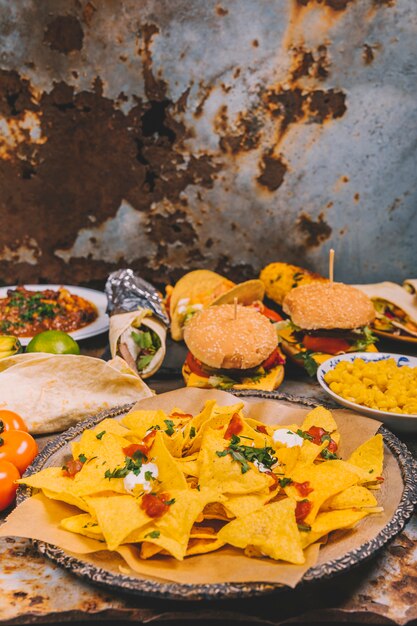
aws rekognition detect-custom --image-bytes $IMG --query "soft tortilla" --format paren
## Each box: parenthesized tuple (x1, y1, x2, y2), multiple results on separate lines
(109, 310, 166, 379)
(353, 282, 417, 324)
(0, 353, 153, 434)
(403, 278, 417, 295)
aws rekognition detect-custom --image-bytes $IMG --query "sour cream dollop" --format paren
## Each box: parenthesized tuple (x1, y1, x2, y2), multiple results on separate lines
(123, 462, 159, 494)
(272, 429, 303, 448)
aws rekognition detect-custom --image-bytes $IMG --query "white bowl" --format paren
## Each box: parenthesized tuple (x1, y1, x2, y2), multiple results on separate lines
(317, 352, 417, 433)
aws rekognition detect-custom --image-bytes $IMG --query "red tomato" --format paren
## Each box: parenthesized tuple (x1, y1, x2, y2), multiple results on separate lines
(250, 301, 283, 322)
(143, 429, 157, 449)
(303, 335, 351, 355)
(224, 413, 243, 440)
(0, 410, 28, 433)
(62, 459, 84, 478)
(293, 481, 314, 497)
(306, 426, 327, 445)
(0, 460, 20, 511)
(306, 426, 338, 452)
(123, 443, 149, 459)
(256, 424, 268, 435)
(0, 430, 38, 474)
(141, 493, 171, 518)
(265, 471, 279, 492)
(185, 352, 209, 378)
(261, 347, 285, 371)
(295, 499, 313, 523)
(261, 306, 284, 322)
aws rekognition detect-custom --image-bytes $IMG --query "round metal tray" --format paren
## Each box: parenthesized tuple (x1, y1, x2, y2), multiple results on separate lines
(17, 390, 417, 601)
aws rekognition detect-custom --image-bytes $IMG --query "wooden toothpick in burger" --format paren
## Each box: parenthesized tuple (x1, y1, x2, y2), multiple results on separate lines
(329, 248, 335, 284)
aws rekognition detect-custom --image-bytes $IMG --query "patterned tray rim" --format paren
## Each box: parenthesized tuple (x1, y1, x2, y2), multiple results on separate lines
(16, 389, 417, 602)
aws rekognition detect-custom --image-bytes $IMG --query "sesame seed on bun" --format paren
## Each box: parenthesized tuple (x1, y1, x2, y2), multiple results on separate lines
(184, 304, 277, 369)
(282, 282, 375, 330)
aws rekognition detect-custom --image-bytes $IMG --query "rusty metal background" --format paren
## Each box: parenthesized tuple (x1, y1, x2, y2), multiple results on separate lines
(0, 0, 416, 289)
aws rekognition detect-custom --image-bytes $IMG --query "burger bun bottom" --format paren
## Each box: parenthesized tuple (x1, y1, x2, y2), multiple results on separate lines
(182, 361, 284, 392)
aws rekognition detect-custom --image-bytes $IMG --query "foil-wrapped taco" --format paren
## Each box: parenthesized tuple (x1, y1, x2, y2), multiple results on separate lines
(105, 269, 169, 379)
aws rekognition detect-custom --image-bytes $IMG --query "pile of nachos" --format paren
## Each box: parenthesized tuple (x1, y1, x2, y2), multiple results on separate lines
(18, 401, 384, 564)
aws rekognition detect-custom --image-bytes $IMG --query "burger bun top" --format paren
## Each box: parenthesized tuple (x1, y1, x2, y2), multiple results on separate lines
(282, 282, 375, 330)
(184, 304, 277, 369)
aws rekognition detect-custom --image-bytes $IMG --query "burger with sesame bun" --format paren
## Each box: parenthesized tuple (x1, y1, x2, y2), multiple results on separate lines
(277, 282, 378, 376)
(182, 304, 286, 391)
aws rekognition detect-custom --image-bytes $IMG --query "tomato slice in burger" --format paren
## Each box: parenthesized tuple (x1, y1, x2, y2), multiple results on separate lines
(185, 352, 209, 378)
(302, 335, 351, 355)
(261, 306, 283, 323)
(261, 348, 284, 371)
(251, 302, 283, 323)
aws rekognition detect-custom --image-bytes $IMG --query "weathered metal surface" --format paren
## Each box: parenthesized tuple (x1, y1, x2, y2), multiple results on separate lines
(0, 0, 416, 288)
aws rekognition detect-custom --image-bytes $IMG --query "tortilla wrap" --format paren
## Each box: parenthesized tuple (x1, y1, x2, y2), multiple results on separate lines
(403, 278, 417, 295)
(0, 353, 153, 434)
(109, 310, 166, 378)
(353, 282, 417, 325)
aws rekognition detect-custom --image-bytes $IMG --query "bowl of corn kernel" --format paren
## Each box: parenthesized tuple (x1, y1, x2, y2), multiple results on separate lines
(317, 352, 417, 432)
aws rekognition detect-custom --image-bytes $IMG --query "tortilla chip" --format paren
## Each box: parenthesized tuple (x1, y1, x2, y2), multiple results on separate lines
(129, 488, 217, 560)
(275, 446, 300, 475)
(92, 419, 131, 438)
(203, 501, 234, 521)
(322, 485, 378, 511)
(186, 537, 225, 556)
(42, 488, 91, 514)
(348, 434, 384, 478)
(121, 410, 168, 436)
(149, 431, 188, 491)
(224, 491, 273, 518)
(198, 428, 273, 495)
(60, 513, 104, 541)
(285, 460, 365, 524)
(301, 406, 338, 433)
(86, 494, 151, 550)
(300, 509, 369, 549)
(218, 498, 305, 564)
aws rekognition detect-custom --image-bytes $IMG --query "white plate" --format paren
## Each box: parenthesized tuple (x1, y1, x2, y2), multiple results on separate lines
(317, 352, 417, 433)
(0, 284, 109, 345)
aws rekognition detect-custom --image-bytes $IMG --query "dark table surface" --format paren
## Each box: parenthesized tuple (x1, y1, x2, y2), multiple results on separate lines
(1, 332, 416, 626)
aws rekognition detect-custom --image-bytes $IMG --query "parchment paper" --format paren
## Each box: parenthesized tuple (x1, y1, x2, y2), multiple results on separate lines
(0, 388, 402, 588)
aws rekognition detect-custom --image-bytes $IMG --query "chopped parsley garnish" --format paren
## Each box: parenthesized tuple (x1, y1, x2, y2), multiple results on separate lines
(105, 455, 143, 479)
(297, 523, 312, 532)
(369, 469, 374, 474)
(78, 453, 87, 463)
(321, 433, 332, 443)
(295, 350, 319, 377)
(165, 498, 176, 506)
(216, 435, 277, 475)
(189, 426, 196, 439)
(296, 429, 313, 441)
(164, 419, 175, 436)
(145, 530, 160, 539)
(144, 470, 154, 481)
(321, 448, 338, 460)
(96, 431, 106, 440)
(279, 477, 293, 488)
